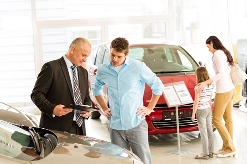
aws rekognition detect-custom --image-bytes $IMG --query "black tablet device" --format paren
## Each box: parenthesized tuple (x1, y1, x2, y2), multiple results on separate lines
(63, 104, 98, 112)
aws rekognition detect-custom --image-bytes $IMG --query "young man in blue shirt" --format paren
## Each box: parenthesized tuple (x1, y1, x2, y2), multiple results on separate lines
(93, 37, 164, 164)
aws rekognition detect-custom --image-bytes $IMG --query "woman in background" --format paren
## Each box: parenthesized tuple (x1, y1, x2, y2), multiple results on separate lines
(197, 36, 236, 158)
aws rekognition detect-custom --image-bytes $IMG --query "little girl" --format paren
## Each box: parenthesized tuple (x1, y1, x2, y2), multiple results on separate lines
(192, 67, 214, 159)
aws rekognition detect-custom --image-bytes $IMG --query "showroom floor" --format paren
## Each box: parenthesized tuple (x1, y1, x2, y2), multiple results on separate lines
(86, 105, 247, 164)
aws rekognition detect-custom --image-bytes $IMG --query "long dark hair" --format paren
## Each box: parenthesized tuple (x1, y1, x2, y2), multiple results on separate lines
(206, 36, 234, 66)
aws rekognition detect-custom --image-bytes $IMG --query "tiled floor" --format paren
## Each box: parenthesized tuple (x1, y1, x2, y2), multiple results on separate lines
(86, 105, 247, 164)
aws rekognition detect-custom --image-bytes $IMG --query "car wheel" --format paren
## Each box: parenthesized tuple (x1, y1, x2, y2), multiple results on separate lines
(91, 111, 101, 119)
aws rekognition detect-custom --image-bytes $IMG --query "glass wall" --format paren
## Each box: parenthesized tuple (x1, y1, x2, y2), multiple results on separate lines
(41, 26, 102, 64)
(0, 0, 35, 103)
(0, 0, 246, 105)
(35, 0, 169, 20)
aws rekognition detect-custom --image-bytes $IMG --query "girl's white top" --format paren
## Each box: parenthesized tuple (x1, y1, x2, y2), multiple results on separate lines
(195, 84, 214, 110)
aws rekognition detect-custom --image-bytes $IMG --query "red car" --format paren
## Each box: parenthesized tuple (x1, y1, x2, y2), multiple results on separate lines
(90, 40, 200, 135)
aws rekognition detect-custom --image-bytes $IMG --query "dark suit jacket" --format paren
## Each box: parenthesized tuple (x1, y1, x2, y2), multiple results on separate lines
(31, 57, 91, 135)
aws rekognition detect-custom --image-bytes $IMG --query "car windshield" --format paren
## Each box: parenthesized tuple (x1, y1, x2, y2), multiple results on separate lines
(0, 101, 18, 113)
(129, 44, 198, 73)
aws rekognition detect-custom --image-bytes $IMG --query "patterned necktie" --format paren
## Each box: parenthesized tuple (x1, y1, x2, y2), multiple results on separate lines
(71, 65, 84, 127)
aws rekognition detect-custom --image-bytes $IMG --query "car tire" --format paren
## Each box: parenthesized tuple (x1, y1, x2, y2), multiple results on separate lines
(91, 111, 101, 119)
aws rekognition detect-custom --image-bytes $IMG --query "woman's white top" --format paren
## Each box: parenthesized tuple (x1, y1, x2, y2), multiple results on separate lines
(211, 50, 235, 93)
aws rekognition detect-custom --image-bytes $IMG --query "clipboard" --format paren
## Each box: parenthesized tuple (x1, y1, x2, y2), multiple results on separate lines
(162, 81, 193, 155)
(163, 81, 193, 107)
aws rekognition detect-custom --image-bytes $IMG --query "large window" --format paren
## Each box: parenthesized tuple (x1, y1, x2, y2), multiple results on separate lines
(41, 26, 102, 64)
(0, 0, 34, 103)
(0, 0, 246, 105)
(108, 22, 166, 41)
(35, 0, 169, 20)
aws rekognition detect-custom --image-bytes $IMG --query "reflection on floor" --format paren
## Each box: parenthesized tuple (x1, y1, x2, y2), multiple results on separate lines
(86, 107, 247, 164)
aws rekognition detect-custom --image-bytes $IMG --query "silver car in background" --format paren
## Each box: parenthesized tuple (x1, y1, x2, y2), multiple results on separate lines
(0, 102, 143, 164)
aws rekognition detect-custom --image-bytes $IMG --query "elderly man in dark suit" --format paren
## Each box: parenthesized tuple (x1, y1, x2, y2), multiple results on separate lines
(31, 37, 92, 135)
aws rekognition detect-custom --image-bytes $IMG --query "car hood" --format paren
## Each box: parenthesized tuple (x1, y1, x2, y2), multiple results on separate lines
(29, 130, 142, 164)
(144, 73, 196, 106)
(0, 103, 143, 164)
(0, 127, 142, 164)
